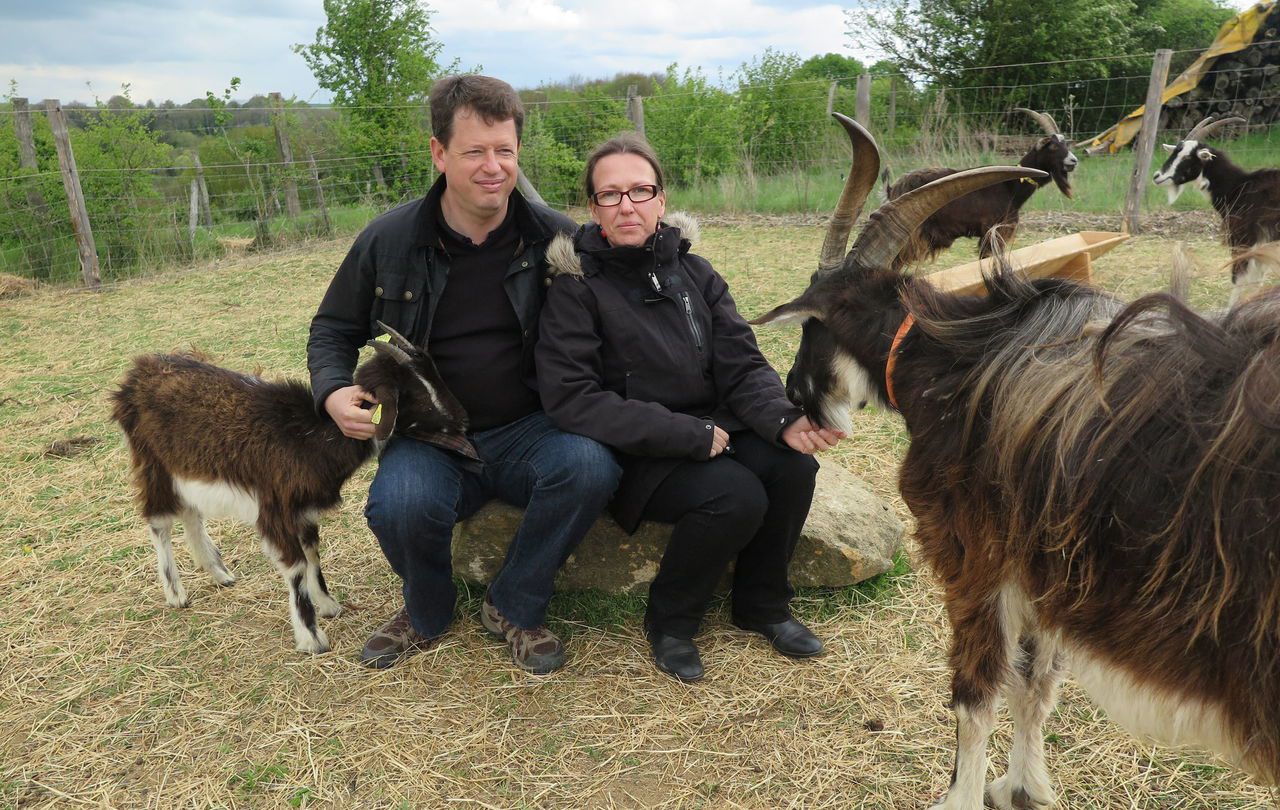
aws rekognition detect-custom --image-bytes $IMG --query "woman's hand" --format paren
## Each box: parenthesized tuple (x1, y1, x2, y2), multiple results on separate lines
(324, 385, 379, 440)
(781, 416, 845, 454)
(709, 425, 731, 458)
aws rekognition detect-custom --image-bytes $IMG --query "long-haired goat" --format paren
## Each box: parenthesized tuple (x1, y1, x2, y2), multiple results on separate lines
(1153, 114, 1280, 304)
(754, 113, 1280, 806)
(111, 323, 468, 653)
(883, 108, 1078, 269)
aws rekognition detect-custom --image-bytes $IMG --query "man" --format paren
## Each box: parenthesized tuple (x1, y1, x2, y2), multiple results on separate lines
(308, 74, 620, 674)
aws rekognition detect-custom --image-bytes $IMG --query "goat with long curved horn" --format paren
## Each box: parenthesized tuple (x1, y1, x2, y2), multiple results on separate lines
(1014, 107, 1061, 136)
(750, 161, 1045, 434)
(1185, 114, 1246, 142)
(817, 113, 883, 273)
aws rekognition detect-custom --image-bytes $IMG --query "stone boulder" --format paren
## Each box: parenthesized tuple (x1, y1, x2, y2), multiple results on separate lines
(452, 463, 904, 595)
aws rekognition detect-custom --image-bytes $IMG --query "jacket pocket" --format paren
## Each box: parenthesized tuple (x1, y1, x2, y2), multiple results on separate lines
(369, 271, 426, 338)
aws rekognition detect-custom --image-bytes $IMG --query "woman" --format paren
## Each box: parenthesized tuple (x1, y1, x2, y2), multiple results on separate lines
(536, 133, 844, 682)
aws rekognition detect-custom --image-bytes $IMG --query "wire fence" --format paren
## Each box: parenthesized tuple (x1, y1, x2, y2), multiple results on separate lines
(2, 44, 1279, 287)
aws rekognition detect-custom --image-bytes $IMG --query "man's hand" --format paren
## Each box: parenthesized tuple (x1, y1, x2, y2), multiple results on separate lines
(781, 416, 845, 454)
(708, 425, 731, 458)
(325, 385, 379, 440)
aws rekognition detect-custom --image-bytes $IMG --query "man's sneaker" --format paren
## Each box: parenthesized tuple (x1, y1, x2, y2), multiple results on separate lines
(481, 590, 566, 675)
(359, 606, 437, 669)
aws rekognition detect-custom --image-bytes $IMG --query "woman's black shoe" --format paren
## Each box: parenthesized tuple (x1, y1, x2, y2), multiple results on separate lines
(732, 615, 824, 658)
(647, 629, 704, 682)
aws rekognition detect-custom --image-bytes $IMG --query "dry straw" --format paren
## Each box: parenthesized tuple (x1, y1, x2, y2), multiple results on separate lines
(0, 219, 1274, 808)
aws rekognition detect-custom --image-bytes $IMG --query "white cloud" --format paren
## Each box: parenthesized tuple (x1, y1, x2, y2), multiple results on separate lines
(432, 0, 583, 32)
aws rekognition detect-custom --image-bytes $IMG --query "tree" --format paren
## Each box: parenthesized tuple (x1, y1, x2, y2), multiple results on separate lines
(645, 64, 740, 187)
(848, 0, 1236, 135)
(294, 0, 456, 195)
(736, 49, 831, 173)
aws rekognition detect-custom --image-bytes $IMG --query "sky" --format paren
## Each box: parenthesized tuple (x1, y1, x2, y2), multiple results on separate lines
(0, 0, 853, 105)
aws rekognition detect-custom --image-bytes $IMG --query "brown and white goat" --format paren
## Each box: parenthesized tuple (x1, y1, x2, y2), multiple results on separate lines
(1153, 114, 1280, 305)
(883, 108, 1078, 269)
(111, 324, 468, 653)
(754, 113, 1280, 806)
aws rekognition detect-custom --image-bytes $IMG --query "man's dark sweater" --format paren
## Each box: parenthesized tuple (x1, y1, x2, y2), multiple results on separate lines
(430, 205, 540, 431)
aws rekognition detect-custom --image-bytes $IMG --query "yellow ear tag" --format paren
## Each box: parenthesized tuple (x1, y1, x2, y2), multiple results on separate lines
(370, 403, 383, 425)
(375, 333, 391, 342)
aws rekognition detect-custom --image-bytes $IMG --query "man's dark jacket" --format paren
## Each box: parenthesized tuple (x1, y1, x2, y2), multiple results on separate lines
(308, 176, 576, 415)
(536, 216, 804, 532)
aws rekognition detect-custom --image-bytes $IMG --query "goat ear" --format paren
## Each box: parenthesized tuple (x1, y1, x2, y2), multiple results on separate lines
(1196, 148, 1214, 162)
(1162, 143, 1177, 153)
(750, 299, 822, 327)
(372, 387, 399, 442)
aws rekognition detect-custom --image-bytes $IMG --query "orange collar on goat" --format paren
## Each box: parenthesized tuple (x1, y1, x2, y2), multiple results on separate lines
(885, 313, 915, 411)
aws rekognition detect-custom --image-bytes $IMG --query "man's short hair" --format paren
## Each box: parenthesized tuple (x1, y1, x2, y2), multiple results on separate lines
(429, 75, 525, 146)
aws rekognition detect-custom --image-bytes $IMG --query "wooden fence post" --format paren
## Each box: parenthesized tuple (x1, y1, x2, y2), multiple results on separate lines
(826, 81, 837, 117)
(888, 77, 898, 136)
(1124, 49, 1173, 235)
(12, 98, 47, 213)
(856, 74, 872, 129)
(193, 155, 213, 226)
(45, 99, 100, 289)
(308, 152, 333, 238)
(269, 92, 302, 218)
(626, 84, 645, 136)
(11, 97, 54, 278)
(188, 179, 199, 255)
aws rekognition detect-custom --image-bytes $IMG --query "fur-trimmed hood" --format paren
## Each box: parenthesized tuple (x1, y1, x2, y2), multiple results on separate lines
(546, 211, 700, 279)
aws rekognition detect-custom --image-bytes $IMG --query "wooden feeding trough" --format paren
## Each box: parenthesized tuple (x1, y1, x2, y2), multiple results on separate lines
(925, 231, 1128, 295)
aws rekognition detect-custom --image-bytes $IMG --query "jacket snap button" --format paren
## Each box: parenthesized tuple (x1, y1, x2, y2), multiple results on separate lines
(705, 424, 713, 430)
(403, 291, 413, 301)
(374, 286, 384, 296)
(521, 261, 529, 268)
(544, 278, 552, 287)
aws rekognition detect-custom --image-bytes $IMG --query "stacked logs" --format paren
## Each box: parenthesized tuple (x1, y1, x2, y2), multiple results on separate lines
(1160, 5, 1280, 131)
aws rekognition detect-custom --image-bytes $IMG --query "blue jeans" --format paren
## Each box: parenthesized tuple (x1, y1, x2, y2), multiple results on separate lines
(365, 411, 621, 637)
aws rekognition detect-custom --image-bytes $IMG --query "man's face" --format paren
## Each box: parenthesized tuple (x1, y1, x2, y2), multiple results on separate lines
(431, 107, 519, 224)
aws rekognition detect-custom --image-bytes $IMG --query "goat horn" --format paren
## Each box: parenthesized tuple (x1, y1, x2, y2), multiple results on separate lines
(818, 112, 882, 273)
(1014, 108, 1060, 136)
(849, 165, 1048, 271)
(1186, 115, 1245, 142)
(367, 337, 414, 365)
(374, 320, 418, 355)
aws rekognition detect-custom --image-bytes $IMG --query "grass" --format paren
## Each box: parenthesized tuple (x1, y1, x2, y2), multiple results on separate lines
(0, 218, 1276, 808)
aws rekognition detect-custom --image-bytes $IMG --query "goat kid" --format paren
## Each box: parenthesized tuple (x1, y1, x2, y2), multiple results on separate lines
(1153, 114, 1280, 305)
(882, 108, 1078, 270)
(111, 323, 468, 653)
(754, 113, 1280, 806)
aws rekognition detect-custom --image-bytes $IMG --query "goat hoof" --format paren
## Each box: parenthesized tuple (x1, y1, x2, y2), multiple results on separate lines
(164, 589, 189, 609)
(985, 776, 1054, 809)
(295, 629, 330, 655)
(212, 569, 237, 587)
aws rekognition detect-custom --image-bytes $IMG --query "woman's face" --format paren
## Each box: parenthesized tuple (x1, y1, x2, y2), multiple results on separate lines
(589, 153, 666, 248)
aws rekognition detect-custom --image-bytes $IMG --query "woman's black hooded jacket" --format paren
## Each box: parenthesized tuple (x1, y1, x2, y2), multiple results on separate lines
(536, 214, 803, 531)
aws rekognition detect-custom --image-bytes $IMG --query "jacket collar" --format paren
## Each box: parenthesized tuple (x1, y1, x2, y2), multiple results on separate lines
(579, 221, 687, 264)
(413, 175, 552, 248)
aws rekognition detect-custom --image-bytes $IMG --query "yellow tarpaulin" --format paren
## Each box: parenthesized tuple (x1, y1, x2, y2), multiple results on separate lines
(1085, 0, 1277, 153)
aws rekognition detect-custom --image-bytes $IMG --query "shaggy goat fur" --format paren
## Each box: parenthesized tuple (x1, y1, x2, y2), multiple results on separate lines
(112, 330, 467, 653)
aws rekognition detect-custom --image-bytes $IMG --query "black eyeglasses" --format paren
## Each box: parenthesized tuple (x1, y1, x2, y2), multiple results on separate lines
(590, 184, 661, 207)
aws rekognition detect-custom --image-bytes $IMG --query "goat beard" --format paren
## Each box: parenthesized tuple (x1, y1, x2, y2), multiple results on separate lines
(1053, 169, 1074, 199)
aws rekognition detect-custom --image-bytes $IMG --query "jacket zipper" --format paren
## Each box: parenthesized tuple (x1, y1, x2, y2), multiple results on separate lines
(679, 291, 704, 352)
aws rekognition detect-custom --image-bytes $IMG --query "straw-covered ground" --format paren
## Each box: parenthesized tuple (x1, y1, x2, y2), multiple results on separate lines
(1, 218, 1276, 809)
